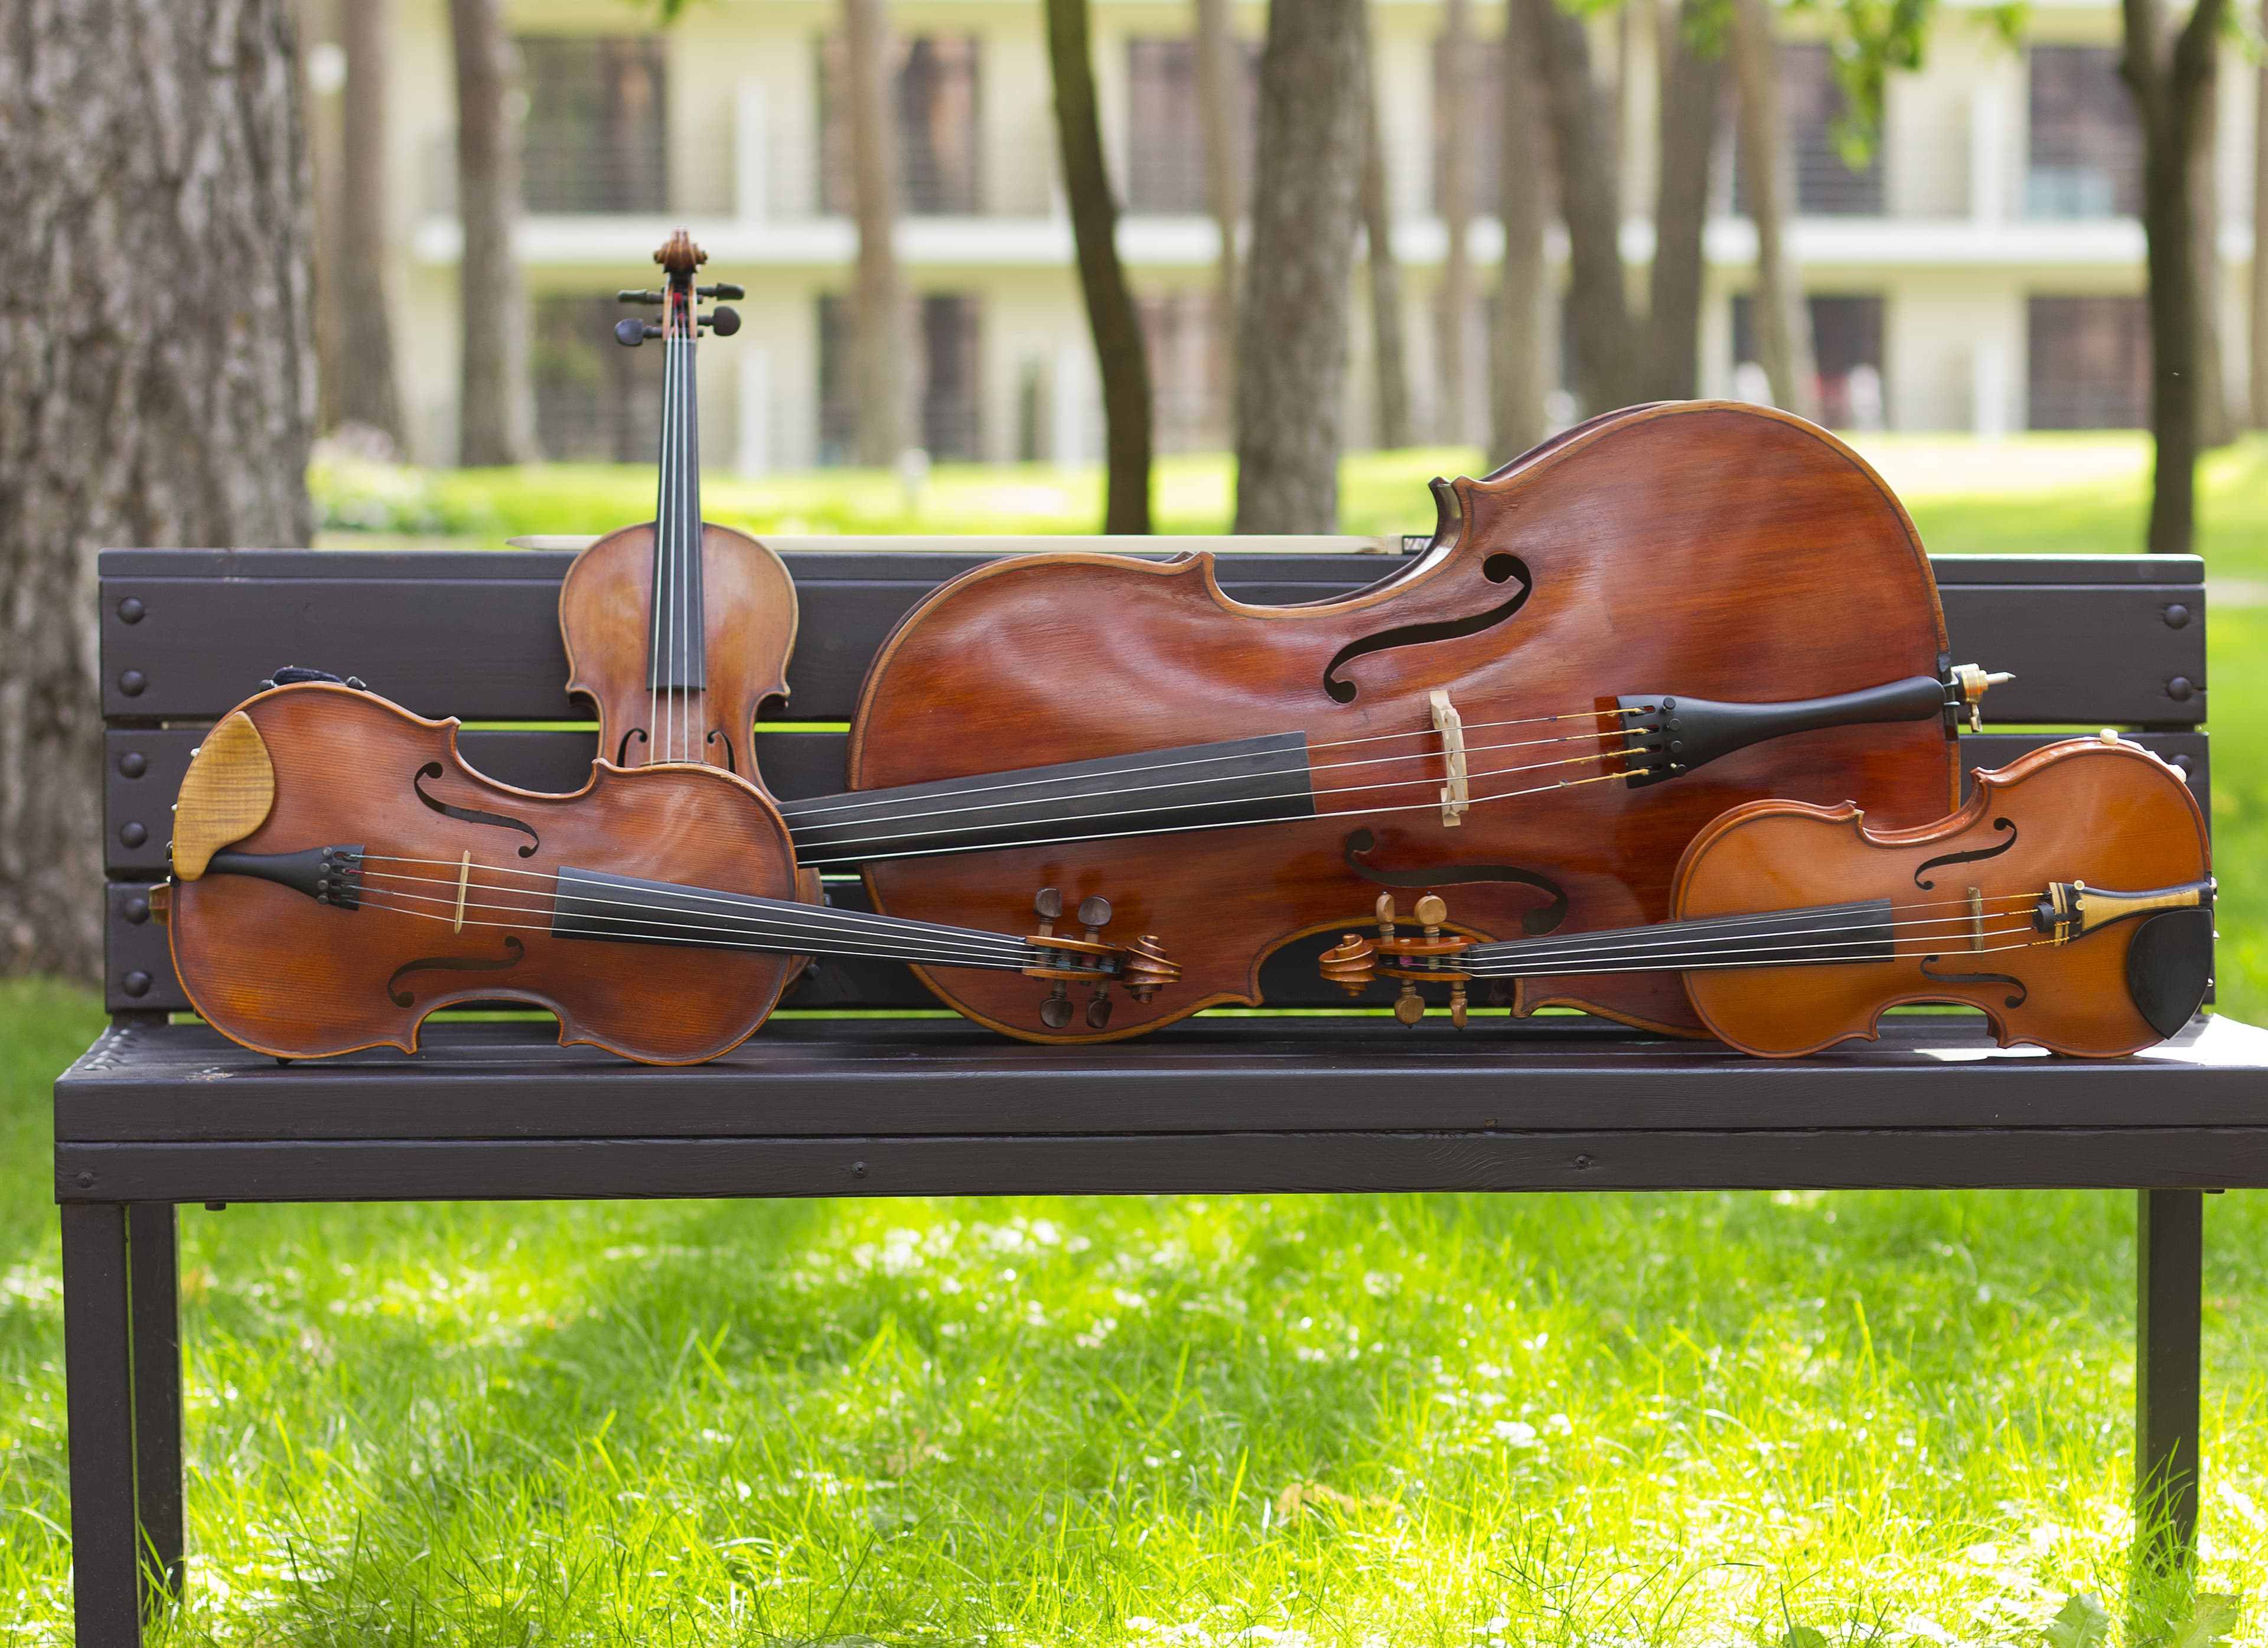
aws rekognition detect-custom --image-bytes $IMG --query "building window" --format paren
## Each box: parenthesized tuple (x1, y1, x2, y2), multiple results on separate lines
(819, 36, 982, 215)
(1125, 40, 1254, 213)
(2028, 295, 2149, 427)
(1140, 291, 1228, 451)
(517, 37, 667, 214)
(1732, 293, 1886, 429)
(532, 294, 664, 461)
(2026, 47, 2140, 217)
(816, 293, 984, 464)
(1732, 44, 1881, 216)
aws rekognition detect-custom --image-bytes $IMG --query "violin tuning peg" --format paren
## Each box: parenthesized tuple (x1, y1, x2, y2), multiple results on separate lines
(1076, 895, 1112, 930)
(1086, 993, 1112, 1030)
(1415, 894, 1448, 927)
(707, 306, 741, 337)
(698, 282, 747, 301)
(1040, 982, 1074, 1030)
(615, 318, 660, 348)
(1034, 887, 1063, 922)
(617, 288, 664, 304)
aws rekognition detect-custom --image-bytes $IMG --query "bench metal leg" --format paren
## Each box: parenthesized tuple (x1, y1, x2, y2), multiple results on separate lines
(2135, 1187, 2203, 1569)
(128, 1204, 183, 1600)
(63, 1204, 143, 1648)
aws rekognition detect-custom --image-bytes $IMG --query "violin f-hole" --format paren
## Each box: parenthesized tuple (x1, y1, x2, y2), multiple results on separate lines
(1918, 954, 2028, 1009)
(1320, 556, 1531, 704)
(705, 728, 738, 773)
(615, 727, 649, 766)
(387, 935, 527, 1007)
(413, 762, 542, 857)
(1913, 817, 2017, 889)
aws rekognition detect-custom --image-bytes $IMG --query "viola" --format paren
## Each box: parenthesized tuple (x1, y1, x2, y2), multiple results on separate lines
(808, 401, 2007, 1042)
(1318, 736, 2212, 1059)
(556, 230, 799, 775)
(158, 684, 1175, 1064)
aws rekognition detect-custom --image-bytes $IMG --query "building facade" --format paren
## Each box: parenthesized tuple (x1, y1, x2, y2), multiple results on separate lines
(346, 0, 2262, 469)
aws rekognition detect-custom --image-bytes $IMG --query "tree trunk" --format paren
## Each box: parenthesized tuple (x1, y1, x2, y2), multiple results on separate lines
(302, 0, 344, 433)
(2254, 52, 2268, 429)
(1729, 0, 1818, 420)
(2188, 67, 2231, 447)
(1521, 0, 1638, 415)
(1644, 0, 1722, 400)
(1195, 0, 1243, 408)
(842, 0, 907, 466)
(0, 0, 315, 981)
(1435, 0, 1476, 443)
(1362, 89, 1412, 451)
(1045, 0, 1152, 531)
(450, 0, 537, 465)
(1232, 0, 1368, 532)
(2120, 0, 2227, 553)
(1491, 0, 1550, 459)
(336, 0, 404, 444)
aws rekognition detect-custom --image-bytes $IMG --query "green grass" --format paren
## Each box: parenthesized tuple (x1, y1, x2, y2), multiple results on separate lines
(0, 438, 2255, 1640)
(1, 977, 2264, 1642)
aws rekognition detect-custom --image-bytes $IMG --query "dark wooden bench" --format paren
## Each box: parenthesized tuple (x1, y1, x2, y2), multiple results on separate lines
(57, 543, 2264, 1646)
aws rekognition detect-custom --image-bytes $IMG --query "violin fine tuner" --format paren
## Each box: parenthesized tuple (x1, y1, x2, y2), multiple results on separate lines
(1025, 885, 1177, 1031)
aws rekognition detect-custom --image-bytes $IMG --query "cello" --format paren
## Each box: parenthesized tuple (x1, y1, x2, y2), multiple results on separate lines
(158, 683, 1175, 1064)
(810, 402, 2008, 1042)
(1317, 735, 2212, 1059)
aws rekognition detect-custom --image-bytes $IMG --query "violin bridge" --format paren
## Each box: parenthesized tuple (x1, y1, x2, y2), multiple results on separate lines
(1429, 689, 1470, 827)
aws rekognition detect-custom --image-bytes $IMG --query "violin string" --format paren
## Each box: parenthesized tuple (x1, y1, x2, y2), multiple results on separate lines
(1448, 897, 2039, 967)
(1455, 916, 2043, 975)
(351, 893, 1054, 974)
(355, 855, 1045, 952)
(1449, 934, 2049, 983)
(352, 880, 1042, 967)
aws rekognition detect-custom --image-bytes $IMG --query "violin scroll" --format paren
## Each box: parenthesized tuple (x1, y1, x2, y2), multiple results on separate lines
(1024, 885, 1179, 1030)
(1320, 893, 1478, 1026)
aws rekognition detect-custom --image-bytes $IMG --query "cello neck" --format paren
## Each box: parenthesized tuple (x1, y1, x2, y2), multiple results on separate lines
(649, 261, 706, 696)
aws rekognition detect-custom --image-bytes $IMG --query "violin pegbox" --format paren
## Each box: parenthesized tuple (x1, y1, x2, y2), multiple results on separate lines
(1321, 893, 1477, 1027)
(1023, 886, 1177, 1032)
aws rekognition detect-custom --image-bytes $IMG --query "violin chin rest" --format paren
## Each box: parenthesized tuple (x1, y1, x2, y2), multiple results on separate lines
(2124, 908, 2214, 1040)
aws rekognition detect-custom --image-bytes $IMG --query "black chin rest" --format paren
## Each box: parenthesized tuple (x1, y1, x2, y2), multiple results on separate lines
(2124, 908, 2214, 1040)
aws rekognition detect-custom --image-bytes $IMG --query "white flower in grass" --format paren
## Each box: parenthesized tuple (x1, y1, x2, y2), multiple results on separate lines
(1491, 1419, 1538, 1446)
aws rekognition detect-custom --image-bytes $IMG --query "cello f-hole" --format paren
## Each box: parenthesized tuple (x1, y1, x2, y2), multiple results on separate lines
(1319, 557, 1533, 704)
(616, 727, 650, 766)
(705, 728, 738, 773)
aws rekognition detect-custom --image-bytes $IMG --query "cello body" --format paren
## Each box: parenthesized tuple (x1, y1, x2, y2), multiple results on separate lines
(847, 402, 1961, 1041)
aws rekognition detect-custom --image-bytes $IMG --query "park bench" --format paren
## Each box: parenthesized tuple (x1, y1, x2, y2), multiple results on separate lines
(56, 539, 2267, 1645)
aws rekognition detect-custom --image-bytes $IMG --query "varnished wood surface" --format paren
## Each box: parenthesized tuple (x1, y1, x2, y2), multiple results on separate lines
(557, 520, 799, 778)
(849, 403, 1959, 1040)
(1671, 738, 2212, 1056)
(167, 711, 272, 880)
(167, 686, 802, 1063)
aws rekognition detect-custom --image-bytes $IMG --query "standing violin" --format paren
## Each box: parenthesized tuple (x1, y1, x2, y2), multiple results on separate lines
(556, 229, 797, 775)
(158, 684, 1175, 1065)
(1319, 735, 2212, 1058)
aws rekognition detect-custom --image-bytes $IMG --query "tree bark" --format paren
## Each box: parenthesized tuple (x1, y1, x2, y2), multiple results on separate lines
(1195, 0, 1243, 407)
(1435, 0, 1477, 443)
(1491, 0, 1550, 459)
(1644, 0, 1722, 400)
(1521, 0, 1638, 415)
(842, 0, 907, 466)
(302, 0, 344, 433)
(1233, 0, 1368, 532)
(0, 0, 315, 981)
(1361, 88, 1412, 451)
(2254, 53, 2268, 429)
(2120, 0, 2227, 553)
(450, 0, 537, 465)
(1045, 0, 1152, 531)
(1729, 0, 1818, 420)
(2188, 67, 2231, 447)
(335, 0, 404, 444)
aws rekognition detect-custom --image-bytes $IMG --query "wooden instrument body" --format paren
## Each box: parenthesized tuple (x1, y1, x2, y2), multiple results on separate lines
(1676, 739, 2211, 1057)
(848, 402, 1959, 1042)
(558, 520, 799, 776)
(169, 685, 801, 1063)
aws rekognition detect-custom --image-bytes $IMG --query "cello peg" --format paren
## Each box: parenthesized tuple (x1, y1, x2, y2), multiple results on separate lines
(1450, 980, 1469, 1029)
(615, 319, 660, 347)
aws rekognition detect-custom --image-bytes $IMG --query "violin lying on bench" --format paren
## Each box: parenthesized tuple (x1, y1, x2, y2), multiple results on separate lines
(1318, 735, 2212, 1059)
(155, 683, 1175, 1065)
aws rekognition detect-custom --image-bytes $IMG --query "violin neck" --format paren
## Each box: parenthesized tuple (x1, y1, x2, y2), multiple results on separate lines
(549, 865, 1040, 974)
(1458, 899, 1896, 979)
(648, 276, 706, 694)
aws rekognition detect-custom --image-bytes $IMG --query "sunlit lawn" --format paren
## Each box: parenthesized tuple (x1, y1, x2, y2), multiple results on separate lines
(0, 437, 2258, 1642)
